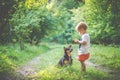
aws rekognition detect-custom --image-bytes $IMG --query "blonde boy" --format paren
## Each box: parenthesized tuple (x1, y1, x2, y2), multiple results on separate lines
(74, 22, 90, 73)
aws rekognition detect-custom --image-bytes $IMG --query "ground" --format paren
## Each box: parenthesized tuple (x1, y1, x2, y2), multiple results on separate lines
(16, 47, 120, 80)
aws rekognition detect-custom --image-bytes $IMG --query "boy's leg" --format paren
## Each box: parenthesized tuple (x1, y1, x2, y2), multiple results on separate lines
(78, 53, 90, 74)
(80, 61, 86, 73)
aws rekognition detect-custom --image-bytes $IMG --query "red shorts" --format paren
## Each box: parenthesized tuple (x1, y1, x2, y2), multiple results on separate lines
(78, 53, 90, 61)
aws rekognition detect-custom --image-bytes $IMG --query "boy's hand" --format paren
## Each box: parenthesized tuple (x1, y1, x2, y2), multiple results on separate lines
(73, 39, 79, 43)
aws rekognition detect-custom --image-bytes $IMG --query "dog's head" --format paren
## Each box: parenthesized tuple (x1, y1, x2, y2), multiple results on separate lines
(64, 45, 73, 57)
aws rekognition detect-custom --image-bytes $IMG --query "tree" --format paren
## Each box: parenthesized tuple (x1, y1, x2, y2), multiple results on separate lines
(10, 0, 70, 49)
(0, 0, 16, 44)
(83, 0, 120, 44)
(10, 0, 48, 50)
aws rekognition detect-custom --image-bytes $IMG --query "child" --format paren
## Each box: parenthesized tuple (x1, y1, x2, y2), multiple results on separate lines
(74, 22, 90, 74)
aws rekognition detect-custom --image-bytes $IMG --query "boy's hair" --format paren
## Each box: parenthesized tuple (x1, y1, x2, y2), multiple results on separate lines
(75, 22, 87, 31)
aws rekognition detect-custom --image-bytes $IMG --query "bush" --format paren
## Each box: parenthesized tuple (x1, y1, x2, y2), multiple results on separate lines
(0, 50, 15, 75)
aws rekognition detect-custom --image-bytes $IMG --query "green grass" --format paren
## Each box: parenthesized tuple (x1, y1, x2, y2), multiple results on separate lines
(28, 43, 115, 80)
(0, 43, 120, 80)
(30, 66, 111, 80)
(90, 45, 120, 70)
(0, 43, 50, 73)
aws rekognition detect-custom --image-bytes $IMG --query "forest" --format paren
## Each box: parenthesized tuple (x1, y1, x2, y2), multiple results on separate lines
(0, 0, 120, 80)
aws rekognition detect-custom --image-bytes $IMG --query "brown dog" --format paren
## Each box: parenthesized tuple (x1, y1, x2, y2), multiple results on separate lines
(58, 45, 73, 66)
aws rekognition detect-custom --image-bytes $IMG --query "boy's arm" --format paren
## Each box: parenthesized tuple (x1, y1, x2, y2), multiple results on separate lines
(78, 40, 87, 45)
(74, 39, 87, 45)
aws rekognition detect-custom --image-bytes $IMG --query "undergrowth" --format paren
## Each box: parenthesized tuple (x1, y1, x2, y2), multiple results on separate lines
(0, 43, 50, 79)
(0, 43, 119, 80)
(90, 45, 120, 70)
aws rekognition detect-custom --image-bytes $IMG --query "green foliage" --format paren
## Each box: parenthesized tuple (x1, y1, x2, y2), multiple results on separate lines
(90, 45, 120, 69)
(10, 0, 74, 45)
(71, 0, 120, 45)
(0, 43, 50, 77)
(44, 1, 77, 44)
(59, 0, 82, 9)
(49, 24, 75, 44)
(0, 47, 15, 76)
(0, 54, 15, 73)
(83, 0, 120, 44)
(10, 6, 53, 44)
(31, 67, 110, 80)
(1, 0, 120, 45)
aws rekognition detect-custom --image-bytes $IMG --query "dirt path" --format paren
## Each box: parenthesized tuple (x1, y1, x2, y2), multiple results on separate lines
(16, 56, 41, 77)
(86, 60, 112, 73)
(16, 48, 60, 79)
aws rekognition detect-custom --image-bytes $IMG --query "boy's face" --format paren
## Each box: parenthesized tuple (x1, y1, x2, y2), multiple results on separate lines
(78, 28, 86, 35)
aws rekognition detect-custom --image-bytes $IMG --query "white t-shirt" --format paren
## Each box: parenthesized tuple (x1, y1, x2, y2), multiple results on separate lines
(78, 33, 90, 54)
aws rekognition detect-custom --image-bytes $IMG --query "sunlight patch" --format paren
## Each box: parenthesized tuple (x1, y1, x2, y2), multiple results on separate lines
(30, 66, 60, 79)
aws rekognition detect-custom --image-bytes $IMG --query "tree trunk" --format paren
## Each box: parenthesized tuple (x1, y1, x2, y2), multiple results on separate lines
(19, 38, 24, 50)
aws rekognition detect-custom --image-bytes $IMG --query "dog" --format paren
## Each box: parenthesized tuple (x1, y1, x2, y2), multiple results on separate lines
(57, 45, 73, 66)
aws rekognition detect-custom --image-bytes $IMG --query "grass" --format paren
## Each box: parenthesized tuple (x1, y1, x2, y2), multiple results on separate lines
(90, 44, 120, 70)
(30, 66, 111, 80)
(0, 42, 120, 80)
(27, 43, 115, 80)
(0, 43, 50, 73)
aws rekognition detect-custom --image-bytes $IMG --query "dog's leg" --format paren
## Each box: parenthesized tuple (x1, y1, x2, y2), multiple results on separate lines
(69, 57, 73, 65)
(58, 59, 62, 66)
(58, 58, 64, 66)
